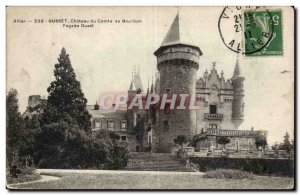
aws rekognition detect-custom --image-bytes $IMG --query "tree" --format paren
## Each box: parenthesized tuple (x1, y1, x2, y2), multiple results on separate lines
(279, 132, 292, 154)
(43, 47, 91, 131)
(216, 136, 230, 150)
(20, 115, 41, 162)
(33, 48, 129, 169)
(291, 139, 294, 151)
(174, 135, 188, 149)
(6, 88, 24, 166)
(34, 121, 67, 168)
(255, 135, 267, 151)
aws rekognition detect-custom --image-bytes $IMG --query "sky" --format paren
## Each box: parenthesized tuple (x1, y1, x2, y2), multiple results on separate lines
(6, 6, 294, 144)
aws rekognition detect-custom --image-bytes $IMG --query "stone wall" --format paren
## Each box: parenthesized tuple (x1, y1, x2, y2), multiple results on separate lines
(28, 95, 41, 108)
(195, 135, 256, 151)
(157, 59, 198, 152)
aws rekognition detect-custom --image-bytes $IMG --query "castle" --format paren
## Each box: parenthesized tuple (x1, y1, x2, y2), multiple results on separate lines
(26, 13, 267, 154)
(87, 13, 267, 153)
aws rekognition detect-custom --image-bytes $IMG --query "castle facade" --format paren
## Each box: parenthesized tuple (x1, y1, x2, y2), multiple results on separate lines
(25, 13, 267, 154)
(87, 13, 267, 153)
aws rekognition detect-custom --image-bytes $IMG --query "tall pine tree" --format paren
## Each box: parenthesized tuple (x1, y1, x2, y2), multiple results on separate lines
(280, 132, 292, 153)
(44, 48, 91, 131)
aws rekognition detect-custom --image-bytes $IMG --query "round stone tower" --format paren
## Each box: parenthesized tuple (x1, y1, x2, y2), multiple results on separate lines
(154, 13, 202, 152)
(231, 57, 245, 128)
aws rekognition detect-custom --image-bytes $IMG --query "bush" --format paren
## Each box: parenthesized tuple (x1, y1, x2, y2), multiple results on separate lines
(7, 166, 41, 184)
(190, 157, 294, 177)
(203, 169, 254, 180)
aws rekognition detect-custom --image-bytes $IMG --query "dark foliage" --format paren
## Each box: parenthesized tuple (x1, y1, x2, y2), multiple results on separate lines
(216, 136, 230, 150)
(43, 47, 91, 131)
(7, 48, 129, 171)
(6, 88, 24, 166)
(203, 169, 254, 179)
(279, 132, 292, 154)
(190, 157, 294, 177)
(174, 135, 188, 149)
(255, 135, 267, 150)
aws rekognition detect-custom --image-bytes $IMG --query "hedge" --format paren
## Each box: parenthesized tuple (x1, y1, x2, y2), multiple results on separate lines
(189, 157, 294, 177)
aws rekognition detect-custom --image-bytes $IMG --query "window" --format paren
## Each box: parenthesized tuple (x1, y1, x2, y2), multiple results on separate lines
(198, 97, 205, 102)
(164, 103, 170, 114)
(166, 88, 171, 94)
(136, 135, 140, 140)
(210, 105, 217, 114)
(163, 120, 169, 131)
(136, 114, 140, 125)
(121, 136, 127, 141)
(136, 146, 140, 152)
(108, 120, 114, 130)
(235, 140, 239, 151)
(224, 98, 232, 102)
(121, 121, 127, 129)
(209, 124, 217, 129)
(95, 120, 101, 128)
(181, 66, 188, 73)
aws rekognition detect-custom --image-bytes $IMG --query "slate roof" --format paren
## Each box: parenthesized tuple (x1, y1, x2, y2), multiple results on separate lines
(160, 13, 195, 47)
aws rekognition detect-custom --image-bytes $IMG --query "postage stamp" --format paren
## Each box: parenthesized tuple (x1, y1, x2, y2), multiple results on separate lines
(244, 10, 283, 56)
(218, 6, 283, 56)
(6, 6, 294, 190)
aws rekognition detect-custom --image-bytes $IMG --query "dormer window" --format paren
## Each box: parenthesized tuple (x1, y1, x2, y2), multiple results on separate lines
(107, 120, 115, 130)
(95, 120, 101, 128)
(121, 120, 127, 130)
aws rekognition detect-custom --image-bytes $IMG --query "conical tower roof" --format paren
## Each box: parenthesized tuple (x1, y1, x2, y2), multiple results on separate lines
(232, 56, 244, 79)
(133, 74, 144, 92)
(154, 12, 201, 56)
(128, 80, 135, 91)
(161, 13, 194, 47)
(128, 74, 144, 92)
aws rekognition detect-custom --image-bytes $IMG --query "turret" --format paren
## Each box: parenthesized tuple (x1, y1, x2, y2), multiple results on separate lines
(94, 101, 99, 110)
(231, 57, 245, 128)
(128, 80, 137, 98)
(28, 95, 41, 108)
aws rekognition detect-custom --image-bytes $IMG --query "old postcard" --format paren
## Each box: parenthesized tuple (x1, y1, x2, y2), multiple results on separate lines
(6, 6, 295, 190)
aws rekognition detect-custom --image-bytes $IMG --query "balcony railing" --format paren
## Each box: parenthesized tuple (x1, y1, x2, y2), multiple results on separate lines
(204, 113, 223, 120)
(196, 129, 268, 139)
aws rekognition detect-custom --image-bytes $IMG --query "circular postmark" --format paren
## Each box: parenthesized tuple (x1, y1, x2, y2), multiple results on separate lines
(218, 6, 274, 55)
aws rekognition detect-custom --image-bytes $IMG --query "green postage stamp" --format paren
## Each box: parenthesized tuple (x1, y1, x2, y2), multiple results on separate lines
(244, 10, 283, 56)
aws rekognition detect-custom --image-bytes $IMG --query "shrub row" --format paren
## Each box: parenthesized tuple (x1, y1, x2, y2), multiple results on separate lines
(190, 157, 294, 177)
(203, 169, 254, 180)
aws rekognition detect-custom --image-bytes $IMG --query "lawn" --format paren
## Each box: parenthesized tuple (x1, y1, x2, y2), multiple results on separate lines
(8, 169, 294, 190)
